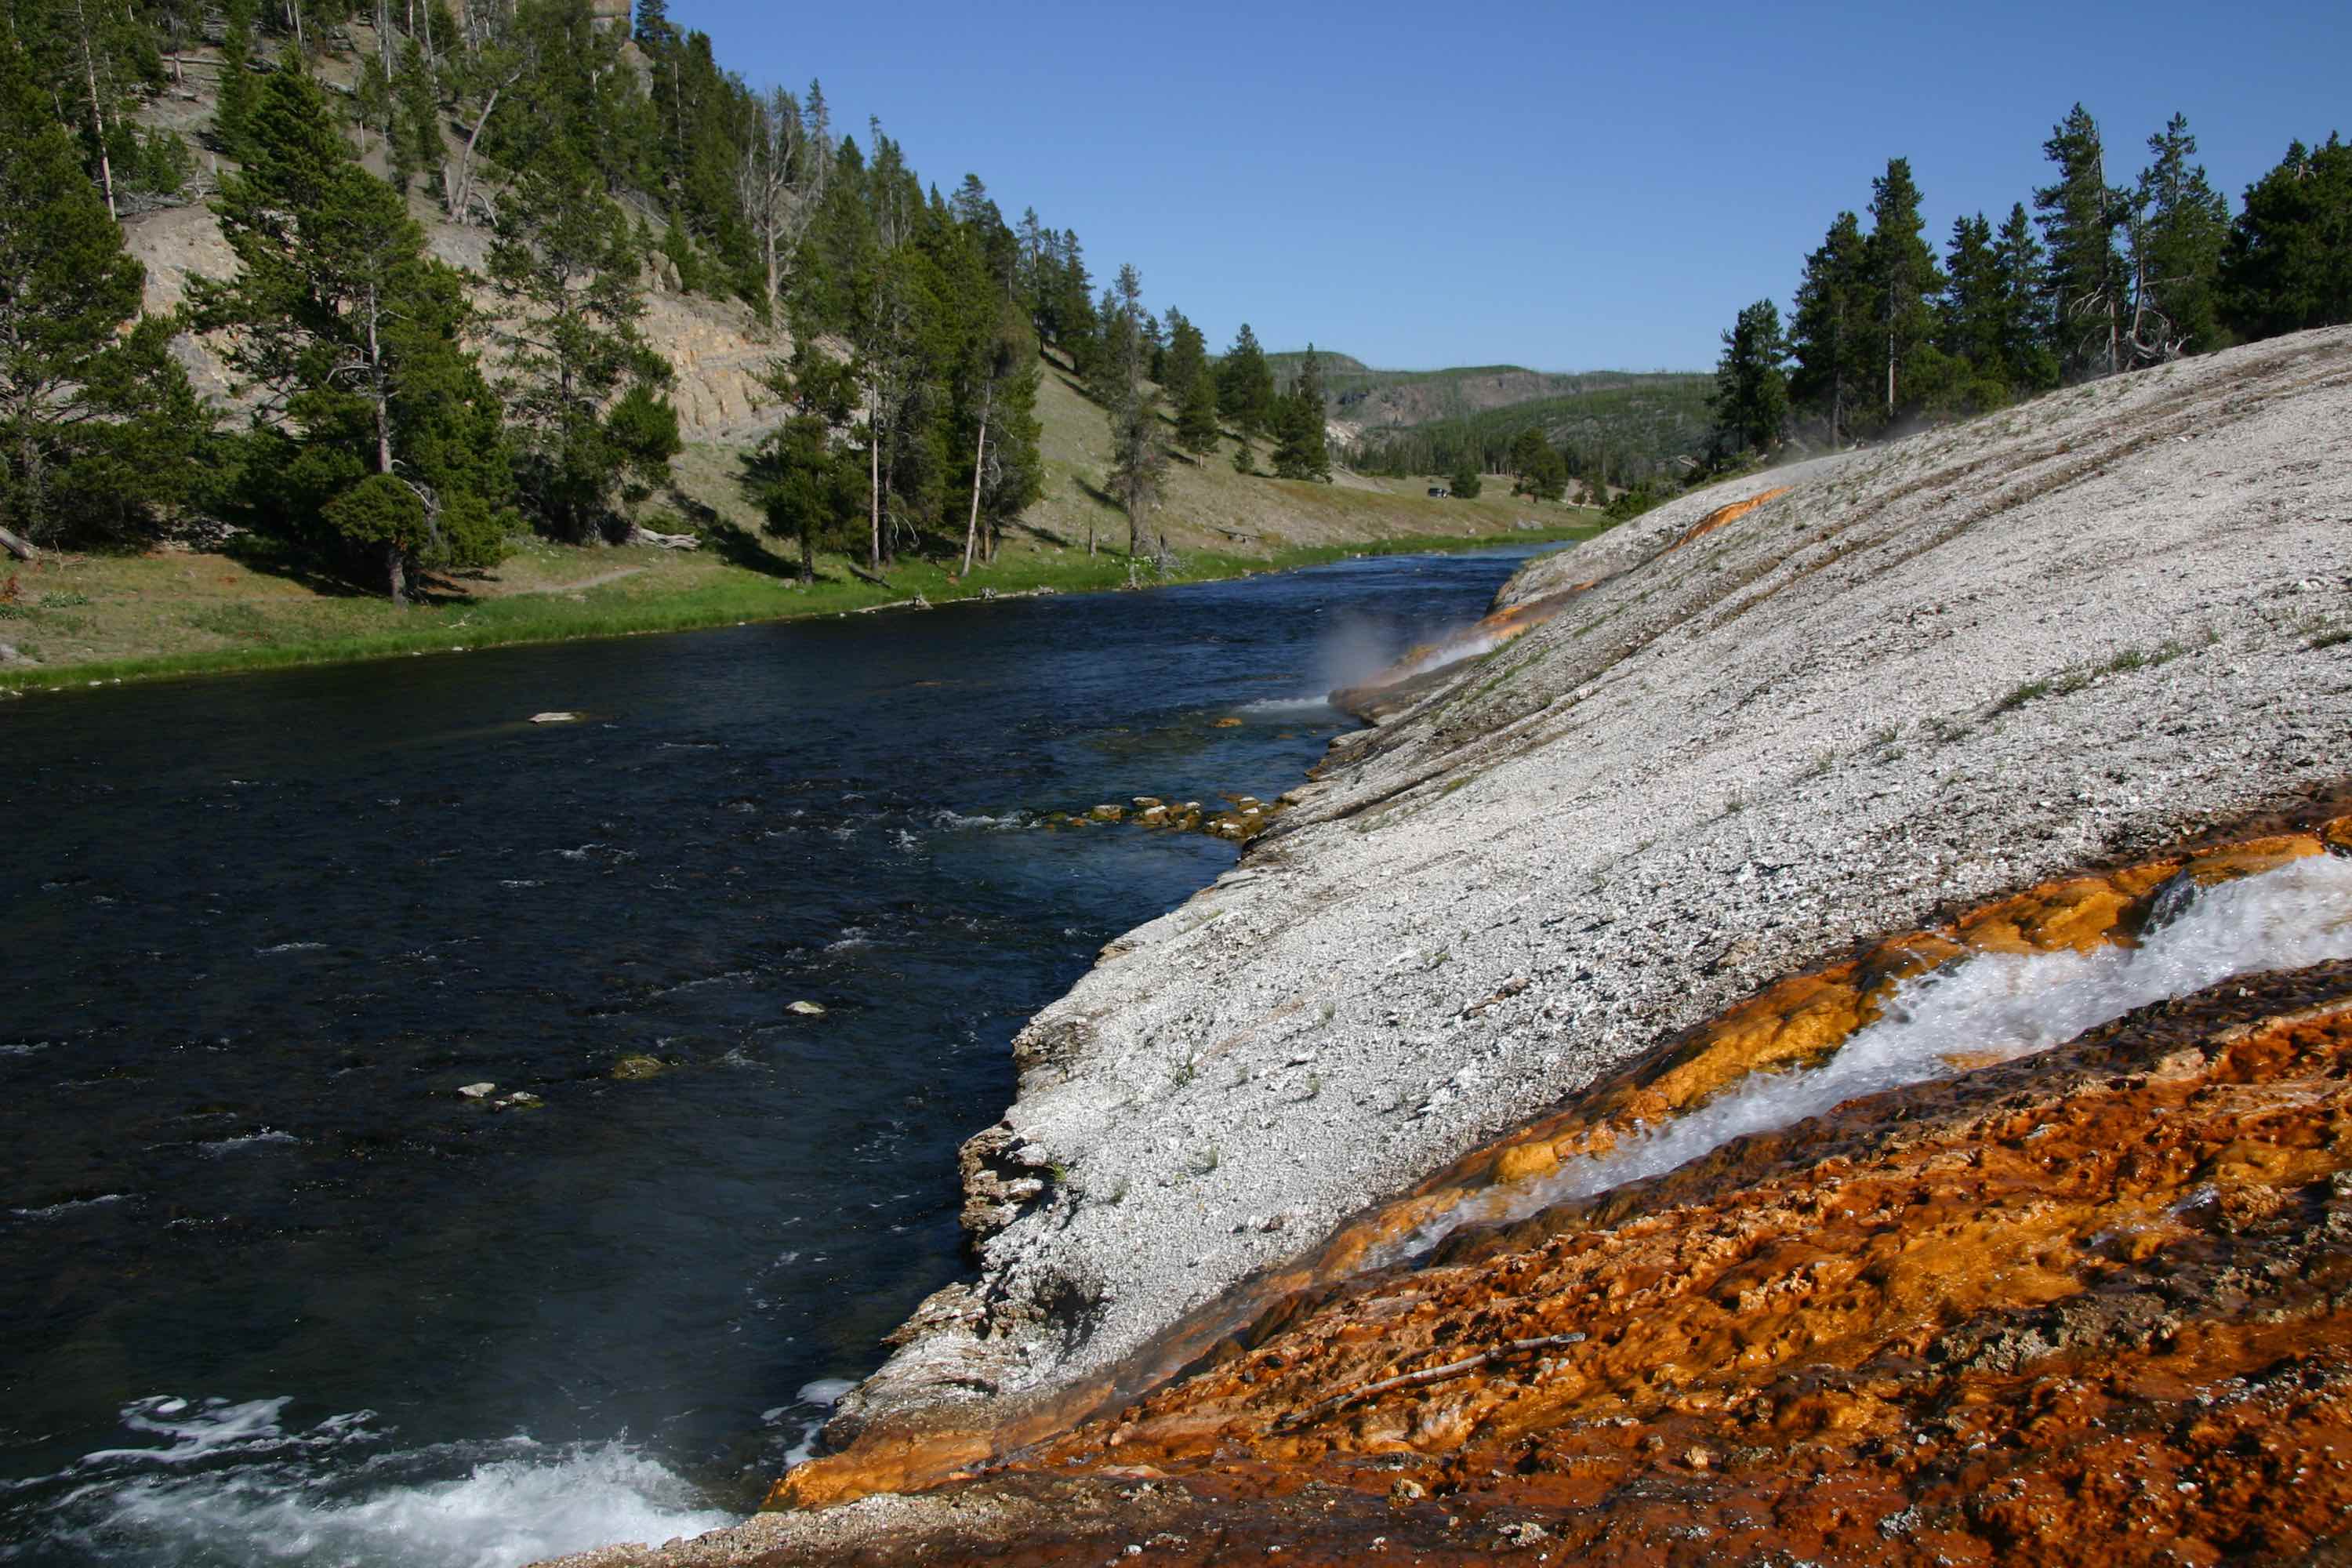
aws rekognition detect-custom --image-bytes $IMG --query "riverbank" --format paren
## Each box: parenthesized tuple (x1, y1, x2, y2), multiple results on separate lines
(535, 325, 2352, 1564)
(0, 517, 1604, 697)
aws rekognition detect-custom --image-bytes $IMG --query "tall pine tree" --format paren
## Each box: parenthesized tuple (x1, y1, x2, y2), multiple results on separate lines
(0, 36, 206, 557)
(2125, 114, 2230, 361)
(2219, 133, 2352, 339)
(1864, 157, 1942, 421)
(1217, 322, 1276, 443)
(2035, 103, 2129, 379)
(1271, 344, 1331, 481)
(1708, 299, 1789, 458)
(1788, 211, 1867, 444)
(487, 148, 681, 543)
(195, 61, 510, 603)
(1099, 263, 1167, 557)
(1991, 203, 2059, 394)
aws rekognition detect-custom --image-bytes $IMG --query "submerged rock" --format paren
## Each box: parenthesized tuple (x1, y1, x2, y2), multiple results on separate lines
(786, 1000, 826, 1018)
(457, 1081, 495, 1098)
(611, 1054, 666, 1080)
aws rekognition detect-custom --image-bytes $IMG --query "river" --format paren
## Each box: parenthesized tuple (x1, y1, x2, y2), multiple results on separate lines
(0, 545, 1550, 1567)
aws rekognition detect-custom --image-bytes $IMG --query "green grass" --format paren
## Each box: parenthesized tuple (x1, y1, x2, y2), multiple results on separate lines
(0, 521, 1608, 698)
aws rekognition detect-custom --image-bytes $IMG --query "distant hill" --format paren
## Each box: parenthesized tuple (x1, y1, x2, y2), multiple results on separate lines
(1243, 351, 1711, 481)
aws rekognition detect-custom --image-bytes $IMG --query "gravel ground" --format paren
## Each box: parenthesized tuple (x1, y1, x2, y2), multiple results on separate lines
(534, 325, 2352, 1564)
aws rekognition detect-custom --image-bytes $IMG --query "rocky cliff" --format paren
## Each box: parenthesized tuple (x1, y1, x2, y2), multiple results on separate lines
(541, 325, 2352, 1564)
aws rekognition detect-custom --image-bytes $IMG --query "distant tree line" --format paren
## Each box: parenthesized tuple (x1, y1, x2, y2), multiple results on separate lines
(0, 0, 1345, 598)
(1707, 107, 2352, 463)
(1352, 376, 1711, 506)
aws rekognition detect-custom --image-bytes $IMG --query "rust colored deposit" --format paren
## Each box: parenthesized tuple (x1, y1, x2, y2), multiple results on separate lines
(770, 967, 2352, 1565)
(1329, 590, 1581, 721)
(762, 822, 2352, 1563)
(1668, 484, 1792, 550)
(1330, 486, 1793, 724)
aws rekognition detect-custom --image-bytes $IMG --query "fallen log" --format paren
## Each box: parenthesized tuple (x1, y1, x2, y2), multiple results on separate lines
(0, 525, 38, 562)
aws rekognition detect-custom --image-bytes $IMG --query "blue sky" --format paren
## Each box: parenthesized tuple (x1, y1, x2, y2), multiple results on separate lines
(681, 1, 2348, 372)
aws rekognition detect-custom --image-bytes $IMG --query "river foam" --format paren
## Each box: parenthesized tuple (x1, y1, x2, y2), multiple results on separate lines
(9, 1396, 733, 1568)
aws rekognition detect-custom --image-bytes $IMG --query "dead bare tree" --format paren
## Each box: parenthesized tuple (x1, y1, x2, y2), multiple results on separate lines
(67, 0, 118, 221)
(732, 83, 831, 325)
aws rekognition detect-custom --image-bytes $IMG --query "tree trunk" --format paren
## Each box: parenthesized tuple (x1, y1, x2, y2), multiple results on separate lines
(960, 385, 991, 575)
(762, 226, 779, 323)
(448, 80, 509, 224)
(799, 524, 813, 585)
(386, 541, 408, 608)
(867, 393, 881, 575)
(74, 12, 118, 223)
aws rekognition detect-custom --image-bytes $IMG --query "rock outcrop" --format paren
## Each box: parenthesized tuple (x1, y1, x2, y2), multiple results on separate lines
(535, 326, 2352, 1564)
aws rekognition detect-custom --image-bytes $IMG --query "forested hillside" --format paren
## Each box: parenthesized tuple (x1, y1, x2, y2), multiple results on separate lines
(1702, 111, 2352, 463)
(1, 0, 1523, 630)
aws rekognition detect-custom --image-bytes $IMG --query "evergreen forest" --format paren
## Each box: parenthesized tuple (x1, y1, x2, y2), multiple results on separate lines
(0, 0, 1341, 602)
(1704, 110, 2352, 464)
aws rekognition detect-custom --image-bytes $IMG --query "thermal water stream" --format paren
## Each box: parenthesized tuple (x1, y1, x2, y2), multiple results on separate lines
(1381, 852, 2352, 1265)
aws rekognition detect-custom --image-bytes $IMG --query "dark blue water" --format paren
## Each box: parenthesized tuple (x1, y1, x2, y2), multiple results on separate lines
(0, 546, 1545, 1566)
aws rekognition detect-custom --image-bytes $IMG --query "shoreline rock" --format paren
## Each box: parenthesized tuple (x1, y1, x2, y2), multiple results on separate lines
(532, 325, 2352, 1564)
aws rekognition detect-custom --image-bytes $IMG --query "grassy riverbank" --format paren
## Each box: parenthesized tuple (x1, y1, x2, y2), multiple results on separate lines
(0, 514, 1610, 696)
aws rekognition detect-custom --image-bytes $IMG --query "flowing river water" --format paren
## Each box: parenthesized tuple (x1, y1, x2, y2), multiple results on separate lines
(0, 546, 1550, 1567)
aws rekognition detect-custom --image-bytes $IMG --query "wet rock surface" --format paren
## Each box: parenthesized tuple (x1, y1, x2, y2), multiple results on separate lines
(797, 327, 2352, 1486)
(532, 328, 2352, 1563)
(543, 958, 2352, 1566)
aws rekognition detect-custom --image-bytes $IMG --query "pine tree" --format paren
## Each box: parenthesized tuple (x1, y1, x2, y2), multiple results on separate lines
(1447, 459, 1481, 499)
(1160, 307, 1207, 409)
(957, 296, 1043, 572)
(194, 61, 509, 603)
(1098, 263, 1166, 557)
(1175, 365, 1221, 456)
(1788, 211, 1867, 444)
(2219, 133, 2352, 340)
(1041, 227, 1098, 374)
(1865, 157, 1943, 419)
(486, 147, 679, 541)
(1505, 426, 1566, 499)
(1707, 299, 1789, 458)
(1939, 215, 2000, 367)
(2035, 103, 2129, 379)
(1217, 322, 1276, 442)
(1271, 344, 1330, 481)
(392, 42, 440, 198)
(1991, 203, 2059, 394)
(2125, 114, 2230, 361)
(742, 342, 860, 584)
(0, 39, 206, 556)
(213, 0, 261, 160)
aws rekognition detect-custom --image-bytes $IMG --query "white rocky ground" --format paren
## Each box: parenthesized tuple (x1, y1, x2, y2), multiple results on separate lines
(535, 325, 2352, 1564)
(829, 325, 2352, 1441)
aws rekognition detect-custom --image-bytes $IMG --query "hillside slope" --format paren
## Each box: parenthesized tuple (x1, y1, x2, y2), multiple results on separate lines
(539, 324, 2352, 1564)
(118, 186, 1566, 560)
